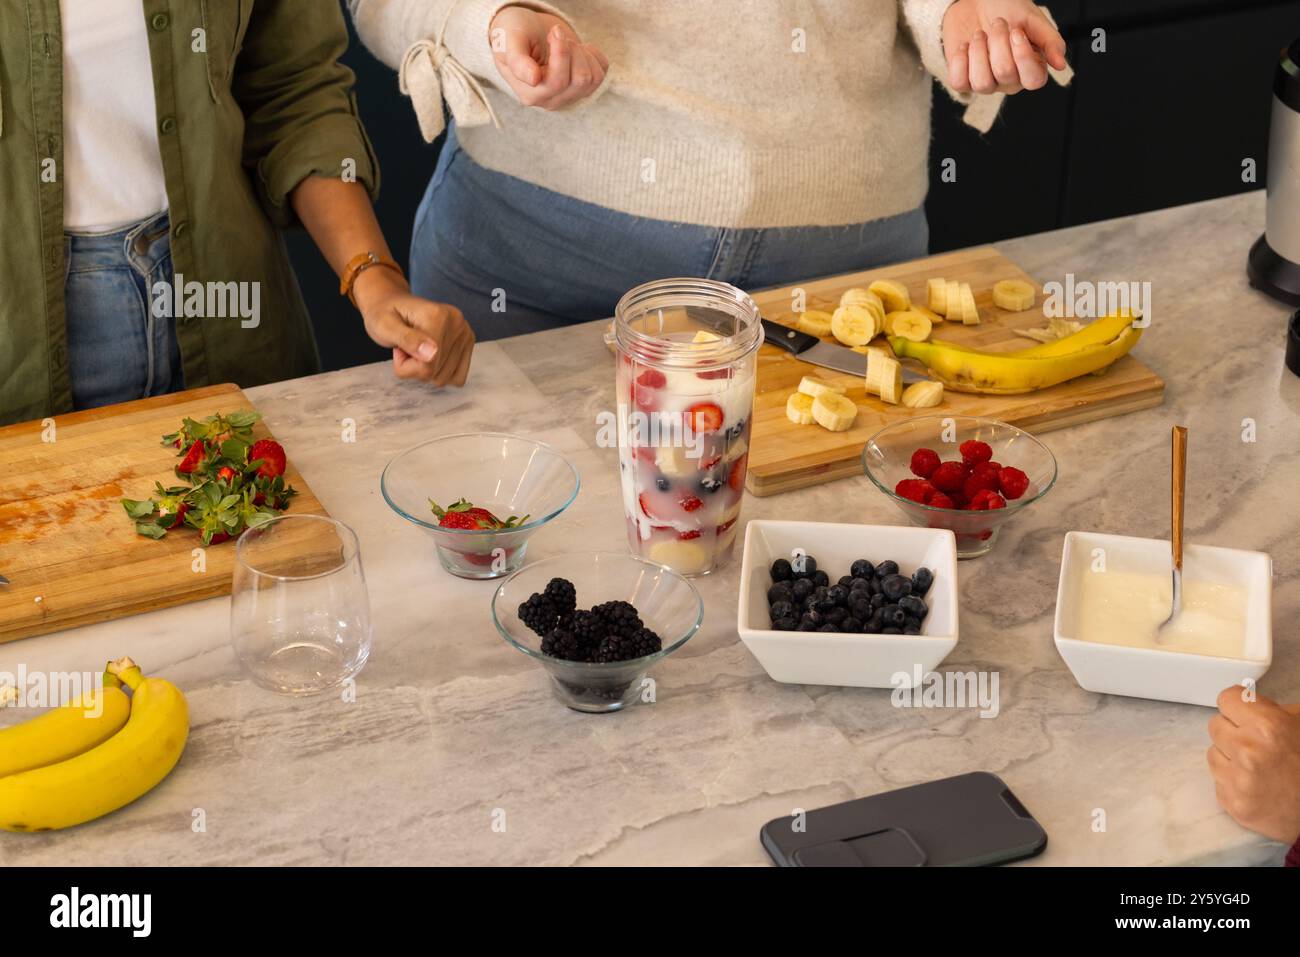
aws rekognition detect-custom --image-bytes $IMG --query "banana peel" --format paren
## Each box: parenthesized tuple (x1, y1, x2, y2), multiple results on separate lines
(888, 323, 1143, 395)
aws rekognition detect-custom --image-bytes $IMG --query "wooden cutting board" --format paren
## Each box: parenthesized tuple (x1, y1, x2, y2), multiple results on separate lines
(746, 246, 1165, 496)
(0, 383, 328, 644)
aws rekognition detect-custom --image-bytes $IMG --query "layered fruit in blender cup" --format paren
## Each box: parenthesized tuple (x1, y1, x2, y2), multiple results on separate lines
(613, 280, 764, 576)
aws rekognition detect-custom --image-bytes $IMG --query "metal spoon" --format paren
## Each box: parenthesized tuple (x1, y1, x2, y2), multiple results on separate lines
(1155, 425, 1188, 642)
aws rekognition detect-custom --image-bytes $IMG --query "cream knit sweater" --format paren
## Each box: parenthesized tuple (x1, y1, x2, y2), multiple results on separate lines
(352, 0, 976, 229)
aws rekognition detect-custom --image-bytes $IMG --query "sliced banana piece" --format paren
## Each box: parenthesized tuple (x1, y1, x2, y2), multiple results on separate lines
(796, 309, 834, 338)
(958, 284, 980, 325)
(992, 279, 1037, 312)
(692, 330, 722, 343)
(655, 445, 694, 478)
(901, 380, 944, 409)
(786, 391, 816, 425)
(811, 392, 858, 432)
(797, 375, 846, 398)
(648, 538, 711, 575)
(878, 362, 903, 404)
(927, 278, 948, 316)
(864, 350, 900, 397)
(889, 310, 932, 343)
(839, 288, 883, 314)
(913, 304, 944, 325)
(830, 304, 878, 346)
(868, 279, 910, 313)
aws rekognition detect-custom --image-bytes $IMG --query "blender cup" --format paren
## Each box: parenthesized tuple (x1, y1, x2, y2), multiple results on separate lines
(613, 279, 764, 576)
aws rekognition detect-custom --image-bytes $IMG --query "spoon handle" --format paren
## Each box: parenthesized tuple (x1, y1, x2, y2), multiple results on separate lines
(1171, 425, 1187, 572)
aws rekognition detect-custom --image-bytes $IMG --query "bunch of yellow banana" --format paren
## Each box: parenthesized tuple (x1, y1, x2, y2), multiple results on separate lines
(888, 313, 1142, 395)
(0, 657, 188, 832)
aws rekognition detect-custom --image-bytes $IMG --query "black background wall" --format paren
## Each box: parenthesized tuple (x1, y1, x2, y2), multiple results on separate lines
(291, 0, 1300, 373)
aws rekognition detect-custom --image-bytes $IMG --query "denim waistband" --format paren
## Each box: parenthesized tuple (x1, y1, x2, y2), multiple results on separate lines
(65, 210, 171, 275)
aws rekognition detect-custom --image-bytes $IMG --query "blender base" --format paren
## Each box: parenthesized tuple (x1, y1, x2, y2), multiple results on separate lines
(1248, 234, 1300, 306)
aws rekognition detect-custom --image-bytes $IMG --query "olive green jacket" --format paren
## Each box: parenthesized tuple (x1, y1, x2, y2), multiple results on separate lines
(0, 0, 379, 425)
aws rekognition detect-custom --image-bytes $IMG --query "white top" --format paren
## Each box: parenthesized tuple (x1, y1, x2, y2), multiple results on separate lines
(353, 0, 973, 229)
(61, 0, 169, 232)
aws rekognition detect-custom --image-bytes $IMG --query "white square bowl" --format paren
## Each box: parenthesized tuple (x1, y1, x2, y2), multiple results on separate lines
(1054, 531, 1273, 708)
(737, 521, 959, 688)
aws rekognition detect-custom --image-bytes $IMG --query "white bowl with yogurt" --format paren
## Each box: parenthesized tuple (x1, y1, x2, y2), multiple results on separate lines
(1054, 531, 1272, 707)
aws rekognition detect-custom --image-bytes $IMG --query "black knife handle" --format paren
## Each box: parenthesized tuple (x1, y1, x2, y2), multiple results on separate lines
(761, 318, 820, 356)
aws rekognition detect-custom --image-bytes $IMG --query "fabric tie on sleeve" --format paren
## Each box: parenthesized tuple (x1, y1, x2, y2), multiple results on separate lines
(398, 27, 500, 144)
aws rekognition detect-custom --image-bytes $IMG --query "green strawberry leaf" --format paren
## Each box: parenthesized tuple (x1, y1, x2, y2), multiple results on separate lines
(221, 437, 250, 462)
(135, 521, 167, 539)
(121, 498, 156, 519)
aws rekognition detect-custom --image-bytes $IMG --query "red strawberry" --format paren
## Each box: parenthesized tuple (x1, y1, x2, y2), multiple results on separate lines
(727, 454, 748, 490)
(929, 492, 956, 509)
(638, 493, 657, 519)
(716, 516, 738, 535)
(207, 531, 232, 545)
(677, 529, 703, 540)
(248, 439, 286, 479)
(679, 493, 704, 513)
(997, 466, 1030, 500)
(910, 448, 941, 479)
(176, 440, 205, 474)
(636, 369, 667, 389)
(959, 439, 993, 465)
(686, 402, 724, 433)
(217, 466, 238, 483)
(697, 368, 731, 380)
(434, 510, 487, 529)
(930, 461, 966, 493)
(429, 498, 515, 529)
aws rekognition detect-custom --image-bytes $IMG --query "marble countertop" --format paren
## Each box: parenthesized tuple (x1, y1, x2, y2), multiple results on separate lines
(2, 191, 1296, 866)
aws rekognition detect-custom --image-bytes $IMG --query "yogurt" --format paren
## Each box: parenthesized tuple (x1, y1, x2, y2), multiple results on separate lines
(1076, 569, 1250, 659)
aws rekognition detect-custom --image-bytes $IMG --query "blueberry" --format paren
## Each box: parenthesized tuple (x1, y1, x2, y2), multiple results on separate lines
(898, 595, 928, 619)
(802, 610, 824, 627)
(866, 610, 885, 632)
(797, 619, 818, 632)
(811, 570, 830, 587)
(837, 575, 856, 589)
(849, 577, 872, 594)
(791, 555, 818, 579)
(774, 617, 800, 631)
(770, 558, 794, 582)
(882, 626, 903, 635)
(767, 582, 793, 605)
(880, 574, 912, 602)
(850, 597, 872, 621)
(842, 616, 863, 633)
(700, 476, 724, 493)
(850, 558, 875, 580)
(726, 418, 748, 441)
(791, 578, 815, 602)
(817, 623, 841, 633)
(825, 606, 849, 625)
(870, 592, 887, 610)
(770, 600, 795, 621)
(902, 622, 921, 635)
(882, 604, 907, 627)
(655, 476, 670, 491)
(867, 577, 882, 596)
(826, 584, 849, 607)
(875, 560, 900, 579)
(911, 566, 934, 597)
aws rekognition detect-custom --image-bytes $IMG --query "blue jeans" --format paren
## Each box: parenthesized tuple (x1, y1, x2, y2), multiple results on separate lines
(410, 128, 929, 340)
(64, 210, 183, 410)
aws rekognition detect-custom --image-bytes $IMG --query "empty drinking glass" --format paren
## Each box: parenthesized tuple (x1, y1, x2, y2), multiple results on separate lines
(230, 515, 372, 695)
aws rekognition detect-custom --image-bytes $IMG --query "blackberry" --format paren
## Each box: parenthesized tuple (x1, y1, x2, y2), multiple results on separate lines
(592, 600, 643, 637)
(543, 577, 578, 619)
(541, 626, 587, 661)
(569, 609, 606, 649)
(518, 592, 560, 637)
(596, 626, 662, 662)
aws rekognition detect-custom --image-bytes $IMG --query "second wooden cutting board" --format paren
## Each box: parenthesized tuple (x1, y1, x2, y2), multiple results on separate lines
(0, 383, 328, 644)
(745, 246, 1165, 496)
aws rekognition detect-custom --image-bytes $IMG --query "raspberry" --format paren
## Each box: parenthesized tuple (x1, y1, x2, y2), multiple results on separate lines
(959, 440, 993, 465)
(636, 369, 667, 389)
(985, 493, 1007, 509)
(895, 479, 932, 504)
(930, 461, 966, 493)
(928, 492, 955, 509)
(997, 466, 1030, 500)
(910, 448, 941, 479)
(679, 493, 704, 512)
(962, 469, 1001, 500)
(987, 461, 1003, 472)
(947, 491, 968, 509)
(969, 460, 999, 479)
(967, 488, 998, 510)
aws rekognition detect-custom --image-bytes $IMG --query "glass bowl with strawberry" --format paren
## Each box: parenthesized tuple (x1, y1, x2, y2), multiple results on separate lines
(380, 433, 580, 579)
(861, 415, 1057, 559)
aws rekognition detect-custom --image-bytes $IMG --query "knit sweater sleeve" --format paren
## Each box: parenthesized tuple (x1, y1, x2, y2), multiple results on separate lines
(349, 0, 570, 92)
(898, 0, 971, 104)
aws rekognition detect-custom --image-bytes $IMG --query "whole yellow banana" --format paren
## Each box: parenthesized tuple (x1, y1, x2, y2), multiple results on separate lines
(889, 325, 1143, 395)
(913, 313, 1138, 359)
(0, 669, 131, 777)
(0, 658, 188, 833)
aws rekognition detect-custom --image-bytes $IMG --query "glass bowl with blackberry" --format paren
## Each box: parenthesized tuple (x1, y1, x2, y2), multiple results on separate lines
(492, 552, 704, 713)
(861, 415, 1057, 559)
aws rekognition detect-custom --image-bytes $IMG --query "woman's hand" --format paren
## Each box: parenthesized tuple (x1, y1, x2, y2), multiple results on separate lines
(1208, 687, 1300, 845)
(354, 268, 474, 387)
(489, 5, 608, 109)
(942, 0, 1068, 95)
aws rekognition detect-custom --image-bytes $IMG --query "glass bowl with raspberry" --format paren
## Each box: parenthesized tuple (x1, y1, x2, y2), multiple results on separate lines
(491, 552, 704, 713)
(861, 415, 1057, 559)
(381, 433, 580, 579)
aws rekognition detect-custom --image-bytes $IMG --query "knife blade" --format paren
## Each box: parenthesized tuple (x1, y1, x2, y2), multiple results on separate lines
(0, 574, 9, 586)
(760, 318, 927, 383)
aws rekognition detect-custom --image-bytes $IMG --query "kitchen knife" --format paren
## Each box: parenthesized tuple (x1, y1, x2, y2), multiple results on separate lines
(760, 318, 927, 382)
(0, 574, 8, 585)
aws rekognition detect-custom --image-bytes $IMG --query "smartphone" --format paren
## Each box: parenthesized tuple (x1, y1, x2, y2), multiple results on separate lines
(760, 771, 1047, 867)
